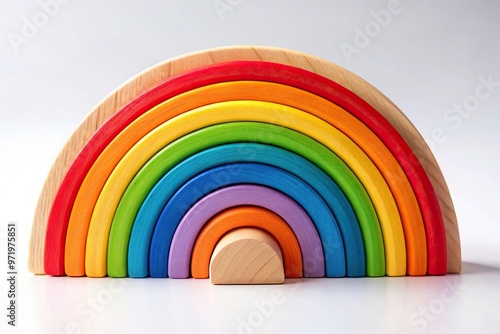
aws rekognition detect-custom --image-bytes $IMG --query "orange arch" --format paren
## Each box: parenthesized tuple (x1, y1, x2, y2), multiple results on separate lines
(191, 206, 304, 278)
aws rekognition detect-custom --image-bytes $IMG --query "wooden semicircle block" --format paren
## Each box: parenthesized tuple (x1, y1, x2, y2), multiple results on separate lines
(210, 227, 285, 285)
(191, 205, 303, 279)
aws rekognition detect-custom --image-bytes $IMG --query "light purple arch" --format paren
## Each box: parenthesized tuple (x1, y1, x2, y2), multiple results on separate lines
(168, 184, 325, 278)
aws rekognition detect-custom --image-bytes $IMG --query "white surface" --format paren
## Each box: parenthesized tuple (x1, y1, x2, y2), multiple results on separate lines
(1, 0, 499, 333)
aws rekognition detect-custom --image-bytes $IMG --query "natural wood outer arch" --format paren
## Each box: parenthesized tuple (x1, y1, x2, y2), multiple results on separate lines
(28, 45, 461, 275)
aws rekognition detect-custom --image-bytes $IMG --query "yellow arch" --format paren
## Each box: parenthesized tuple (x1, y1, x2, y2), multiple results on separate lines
(85, 100, 406, 277)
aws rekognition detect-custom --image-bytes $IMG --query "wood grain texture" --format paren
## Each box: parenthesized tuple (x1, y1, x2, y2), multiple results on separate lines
(210, 227, 285, 285)
(192, 206, 302, 279)
(29, 46, 460, 275)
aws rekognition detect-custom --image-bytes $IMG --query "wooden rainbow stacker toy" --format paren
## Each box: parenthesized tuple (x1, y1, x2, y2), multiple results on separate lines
(28, 46, 461, 284)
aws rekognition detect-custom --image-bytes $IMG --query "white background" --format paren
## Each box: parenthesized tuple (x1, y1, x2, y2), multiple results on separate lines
(1, 0, 499, 333)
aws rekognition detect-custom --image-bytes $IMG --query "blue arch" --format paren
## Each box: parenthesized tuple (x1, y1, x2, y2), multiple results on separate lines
(128, 143, 365, 278)
(148, 162, 347, 278)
